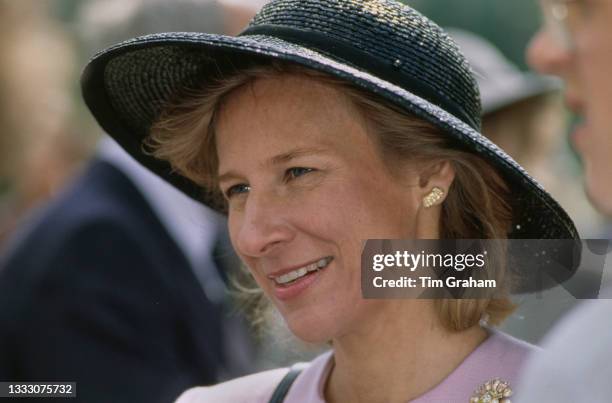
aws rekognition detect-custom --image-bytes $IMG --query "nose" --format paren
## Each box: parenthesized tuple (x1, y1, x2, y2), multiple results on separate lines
(231, 193, 295, 258)
(527, 28, 572, 76)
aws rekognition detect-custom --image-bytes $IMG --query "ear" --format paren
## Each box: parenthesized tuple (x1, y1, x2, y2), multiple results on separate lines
(413, 161, 455, 238)
(418, 160, 455, 205)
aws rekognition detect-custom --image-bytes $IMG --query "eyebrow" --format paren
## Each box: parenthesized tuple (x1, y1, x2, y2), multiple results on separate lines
(217, 146, 329, 184)
(269, 146, 328, 165)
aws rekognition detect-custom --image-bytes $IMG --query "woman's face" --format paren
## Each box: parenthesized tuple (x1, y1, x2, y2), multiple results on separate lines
(215, 75, 430, 342)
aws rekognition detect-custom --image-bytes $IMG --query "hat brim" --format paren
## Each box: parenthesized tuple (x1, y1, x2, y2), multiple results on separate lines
(81, 32, 581, 292)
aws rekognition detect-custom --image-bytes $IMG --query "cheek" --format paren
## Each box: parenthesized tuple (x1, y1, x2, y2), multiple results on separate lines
(351, 177, 417, 237)
(308, 174, 416, 241)
(579, 86, 612, 174)
(574, 27, 612, 183)
(587, 87, 612, 142)
(578, 22, 612, 97)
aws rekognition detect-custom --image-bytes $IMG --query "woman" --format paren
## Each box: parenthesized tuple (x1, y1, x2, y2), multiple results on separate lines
(81, 0, 579, 402)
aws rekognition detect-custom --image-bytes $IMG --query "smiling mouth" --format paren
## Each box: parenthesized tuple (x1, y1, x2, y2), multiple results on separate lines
(273, 257, 334, 285)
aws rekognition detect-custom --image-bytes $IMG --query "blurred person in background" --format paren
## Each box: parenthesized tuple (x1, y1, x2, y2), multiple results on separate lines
(0, 0, 83, 245)
(451, 28, 601, 237)
(528, 0, 612, 217)
(451, 28, 601, 344)
(0, 1, 259, 402)
(515, 0, 612, 401)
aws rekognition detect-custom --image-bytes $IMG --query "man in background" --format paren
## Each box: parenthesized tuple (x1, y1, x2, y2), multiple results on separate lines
(517, 1, 612, 401)
(0, 1, 257, 402)
(449, 28, 602, 344)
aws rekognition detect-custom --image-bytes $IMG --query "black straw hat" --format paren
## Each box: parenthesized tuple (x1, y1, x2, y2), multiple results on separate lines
(81, 0, 579, 249)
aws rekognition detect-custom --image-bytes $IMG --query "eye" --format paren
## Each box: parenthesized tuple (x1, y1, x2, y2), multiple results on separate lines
(285, 167, 315, 181)
(224, 183, 250, 199)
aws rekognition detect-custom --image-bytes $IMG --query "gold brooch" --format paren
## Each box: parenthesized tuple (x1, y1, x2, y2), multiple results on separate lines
(470, 378, 513, 403)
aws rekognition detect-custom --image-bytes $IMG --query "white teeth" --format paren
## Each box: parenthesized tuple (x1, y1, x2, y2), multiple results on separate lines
(274, 257, 332, 285)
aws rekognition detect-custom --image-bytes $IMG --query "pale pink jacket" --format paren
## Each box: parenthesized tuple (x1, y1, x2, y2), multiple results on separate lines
(175, 330, 535, 403)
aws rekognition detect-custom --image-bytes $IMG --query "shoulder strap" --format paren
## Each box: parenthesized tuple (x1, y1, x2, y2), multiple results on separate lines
(268, 366, 304, 403)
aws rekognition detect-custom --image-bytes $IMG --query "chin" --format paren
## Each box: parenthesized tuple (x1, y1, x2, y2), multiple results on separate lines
(282, 310, 338, 344)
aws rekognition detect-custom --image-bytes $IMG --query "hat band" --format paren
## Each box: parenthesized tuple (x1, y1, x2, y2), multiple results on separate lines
(240, 24, 479, 130)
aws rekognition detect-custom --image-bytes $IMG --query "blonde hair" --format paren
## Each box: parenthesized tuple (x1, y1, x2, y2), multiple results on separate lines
(147, 60, 515, 332)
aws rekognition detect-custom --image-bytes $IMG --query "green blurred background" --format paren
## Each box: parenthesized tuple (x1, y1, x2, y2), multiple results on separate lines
(406, 0, 541, 69)
(50, 0, 542, 68)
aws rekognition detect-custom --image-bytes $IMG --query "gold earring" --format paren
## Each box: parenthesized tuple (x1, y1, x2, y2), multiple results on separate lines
(423, 187, 444, 208)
